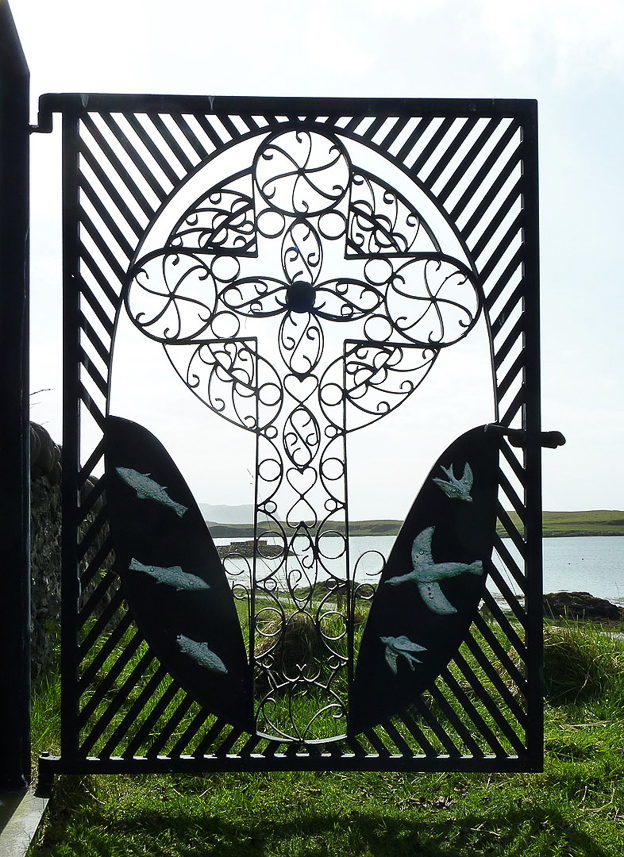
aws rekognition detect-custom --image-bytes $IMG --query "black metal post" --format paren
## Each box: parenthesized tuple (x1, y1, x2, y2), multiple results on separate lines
(0, 0, 31, 791)
(521, 101, 544, 769)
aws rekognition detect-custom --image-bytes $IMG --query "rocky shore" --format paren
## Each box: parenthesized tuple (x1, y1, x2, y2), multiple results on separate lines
(217, 540, 283, 559)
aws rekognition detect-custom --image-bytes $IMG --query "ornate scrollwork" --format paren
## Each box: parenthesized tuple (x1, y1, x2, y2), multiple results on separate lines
(123, 125, 483, 742)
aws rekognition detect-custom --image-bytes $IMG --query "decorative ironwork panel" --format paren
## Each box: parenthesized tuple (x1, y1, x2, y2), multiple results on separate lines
(40, 95, 543, 777)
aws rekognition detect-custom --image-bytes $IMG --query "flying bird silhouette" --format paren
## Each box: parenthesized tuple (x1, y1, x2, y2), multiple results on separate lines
(432, 461, 473, 502)
(386, 526, 483, 615)
(380, 635, 427, 674)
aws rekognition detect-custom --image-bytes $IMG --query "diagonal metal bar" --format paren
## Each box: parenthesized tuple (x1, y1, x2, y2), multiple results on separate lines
(79, 173, 134, 259)
(480, 589, 527, 655)
(498, 467, 526, 522)
(79, 313, 112, 366)
(452, 651, 525, 754)
(396, 117, 432, 163)
(77, 472, 106, 521)
(78, 587, 125, 651)
(472, 613, 527, 695)
(77, 617, 139, 721)
(77, 437, 106, 488)
(469, 177, 523, 261)
(379, 719, 413, 756)
(170, 113, 211, 160)
(496, 503, 526, 558)
(79, 207, 128, 284)
(500, 386, 525, 428)
(146, 690, 195, 757)
(422, 116, 479, 189)
(109, 667, 173, 758)
(463, 632, 526, 727)
(490, 537, 526, 600)
(463, 156, 521, 245)
(426, 684, 484, 757)
(397, 710, 438, 757)
(79, 649, 159, 755)
(450, 121, 519, 223)
(435, 118, 501, 205)
(215, 727, 244, 757)
(192, 719, 228, 758)
(170, 709, 216, 757)
(486, 248, 524, 315)
(477, 212, 524, 282)
(362, 728, 391, 757)
(78, 276, 115, 337)
(146, 113, 195, 175)
(438, 666, 506, 756)
(409, 116, 456, 173)
(78, 345, 108, 399)
(101, 112, 171, 201)
(79, 137, 144, 238)
(81, 113, 156, 218)
(77, 505, 109, 562)
(123, 113, 183, 186)
(78, 572, 117, 627)
(408, 698, 462, 757)
(499, 439, 525, 484)
(79, 242, 122, 308)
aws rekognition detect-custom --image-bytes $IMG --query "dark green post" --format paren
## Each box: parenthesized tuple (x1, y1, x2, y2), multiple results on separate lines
(0, 0, 31, 790)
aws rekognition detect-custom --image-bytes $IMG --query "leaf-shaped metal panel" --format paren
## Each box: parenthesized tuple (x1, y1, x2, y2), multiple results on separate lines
(104, 416, 253, 732)
(350, 425, 501, 734)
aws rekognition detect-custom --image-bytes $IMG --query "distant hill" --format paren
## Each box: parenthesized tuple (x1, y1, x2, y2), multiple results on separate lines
(203, 510, 624, 539)
(500, 510, 624, 538)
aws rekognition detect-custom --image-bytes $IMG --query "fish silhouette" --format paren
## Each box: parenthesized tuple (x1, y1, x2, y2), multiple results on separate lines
(380, 635, 427, 674)
(129, 558, 210, 591)
(432, 462, 473, 502)
(116, 467, 188, 517)
(386, 526, 483, 615)
(177, 635, 228, 674)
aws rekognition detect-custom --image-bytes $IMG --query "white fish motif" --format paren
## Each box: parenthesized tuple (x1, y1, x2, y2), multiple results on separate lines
(386, 526, 483, 615)
(432, 462, 473, 502)
(176, 634, 228, 674)
(381, 635, 427, 674)
(116, 467, 188, 517)
(129, 558, 210, 591)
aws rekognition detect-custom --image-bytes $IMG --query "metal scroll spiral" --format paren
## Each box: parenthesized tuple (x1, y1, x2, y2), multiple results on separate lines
(124, 128, 482, 742)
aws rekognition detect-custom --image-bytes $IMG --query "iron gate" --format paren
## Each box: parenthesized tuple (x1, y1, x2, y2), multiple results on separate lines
(37, 95, 547, 781)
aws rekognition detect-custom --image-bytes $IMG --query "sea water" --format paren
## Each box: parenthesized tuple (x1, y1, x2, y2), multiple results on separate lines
(216, 534, 624, 606)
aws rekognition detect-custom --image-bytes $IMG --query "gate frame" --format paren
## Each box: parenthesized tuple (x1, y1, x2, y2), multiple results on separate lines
(27, 93, 552, 787)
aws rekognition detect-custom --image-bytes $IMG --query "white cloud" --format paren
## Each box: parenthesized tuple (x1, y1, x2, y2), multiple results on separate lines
(477, 0, 624, 85)
(303, 1, 376, 78)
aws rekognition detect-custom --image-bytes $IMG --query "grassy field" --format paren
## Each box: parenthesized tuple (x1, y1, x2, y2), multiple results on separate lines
(211, 511, 624, 540)
(525, 510, 624, 538)
(27, 616, 624, 856)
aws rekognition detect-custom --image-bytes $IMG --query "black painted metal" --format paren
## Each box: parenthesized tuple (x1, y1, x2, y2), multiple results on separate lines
(0, 0, 31, 791)
(38, 94, 544, 777)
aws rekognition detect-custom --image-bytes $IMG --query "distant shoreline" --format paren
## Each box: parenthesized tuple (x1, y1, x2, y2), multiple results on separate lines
(206, 510, 624, 540)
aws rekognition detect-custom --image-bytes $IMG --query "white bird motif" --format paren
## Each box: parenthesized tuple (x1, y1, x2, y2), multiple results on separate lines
(432, 462, 473, 502)
(386, 526, 483, 615)
(380, 635, 427, 674)
(177, 634, 228, 674)
(129, 558, 210, 591)
(116, 467, 188, 517)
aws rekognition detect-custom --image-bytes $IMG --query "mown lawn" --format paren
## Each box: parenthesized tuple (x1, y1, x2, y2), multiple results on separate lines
(28, 621, 624, 856)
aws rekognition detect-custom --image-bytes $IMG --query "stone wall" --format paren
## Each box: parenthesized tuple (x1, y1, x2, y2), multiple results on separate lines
(30, 422, 62, 683)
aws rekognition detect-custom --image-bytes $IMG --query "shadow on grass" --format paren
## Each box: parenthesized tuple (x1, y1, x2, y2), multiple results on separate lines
(37, 799, 614, 857)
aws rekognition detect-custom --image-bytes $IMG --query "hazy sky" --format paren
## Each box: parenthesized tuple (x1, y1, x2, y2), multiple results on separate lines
(9, 0, 624, 516)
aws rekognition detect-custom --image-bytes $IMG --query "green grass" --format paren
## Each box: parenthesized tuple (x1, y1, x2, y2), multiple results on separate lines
(499, 510, 624, 539)
(28, 619, 624, 856)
